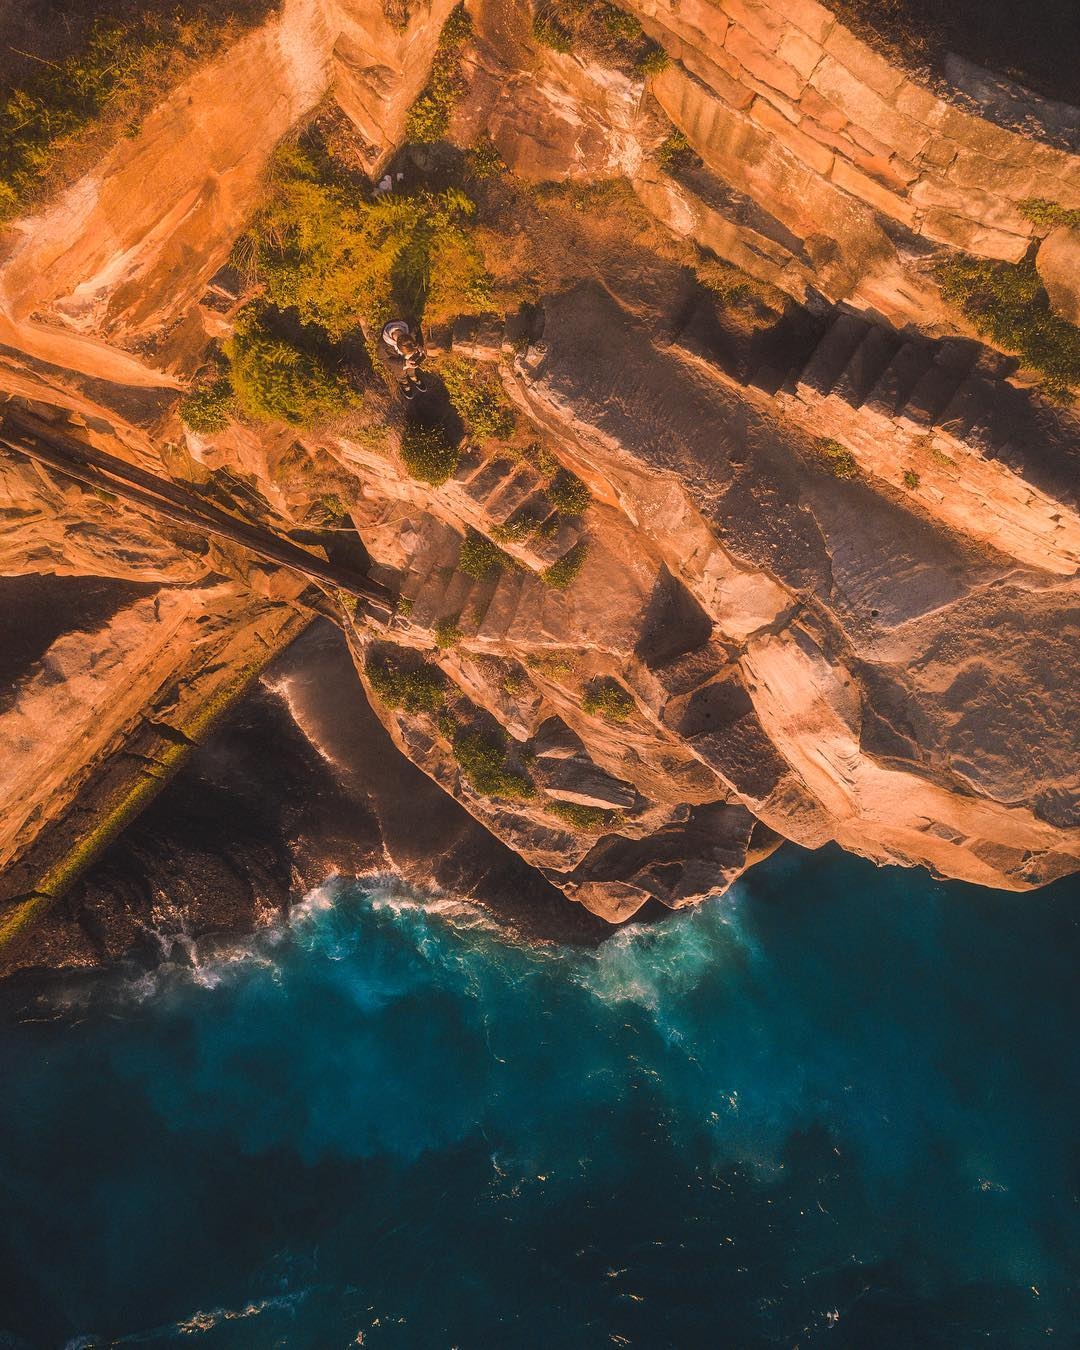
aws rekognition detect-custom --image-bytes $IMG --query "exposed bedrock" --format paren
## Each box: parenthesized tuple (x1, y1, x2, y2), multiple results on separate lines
(0, 0, 1078, 939)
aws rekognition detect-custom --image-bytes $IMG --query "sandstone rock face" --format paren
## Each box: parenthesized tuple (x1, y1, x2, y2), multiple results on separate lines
(1037, 226, 1080, 324)
(0, 0, 1079, 948)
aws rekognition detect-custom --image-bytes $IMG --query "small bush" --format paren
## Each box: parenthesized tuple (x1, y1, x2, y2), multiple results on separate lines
(934, 253, 1080, 398)
(466, 138, 507, 180)
(401, 422, 460, 485)
(454, 729, 535, 799)
(440, 357, 517, 440)
(405, 3, 472, 143)
(179, 375, 233, 433)
(434, 617, 464, 648)
(546, 470, 590, 514)
(1019, 198, 1080, 232)
(818, 438, 858, 478)
(531, 0, 664, 74)
(366, 654, 445, 712)
(581, 678, 636, 721)
(902, 468, 920, 489)
(458, 530, 508, 579)
(546, 800, 617, 830)
(225, 307, 360, 427)
(542, 539, 589, 589)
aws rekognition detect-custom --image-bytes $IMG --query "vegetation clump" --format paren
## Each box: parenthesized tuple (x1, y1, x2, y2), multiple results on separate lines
(405, 4, 473, 143)
(1019, 198, 1080, 232)
(545, 800, 617, 830)
(234, 137, 490, 334)
(817, 438, 858, 478)
(458, 530, 510, 579)
(453, 729, 535, 800)
(400, 421, 460, 485)
(365, 653, 445, 712)
(542, 539, 589, 589)
(902, 469, 921, 489)
(546, 470, 590, 514)
(224, 306, 359, 426)
(934, 253, 1080, 398)
(531, 0, 668, 74)
(656, 129, 700, 176)
(434, 617, 464, 648)
(440, 358, 517, 441)
(526, 649, 578, 678)
(179, 373, 234, 434)
(581, 678, 636, 721)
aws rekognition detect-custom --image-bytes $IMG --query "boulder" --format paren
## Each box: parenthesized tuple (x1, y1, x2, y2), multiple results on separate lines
(1037, 226, 1080, 325)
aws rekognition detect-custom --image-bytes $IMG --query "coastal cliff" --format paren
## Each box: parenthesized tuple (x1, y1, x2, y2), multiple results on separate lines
(1, 0, 1078, 961)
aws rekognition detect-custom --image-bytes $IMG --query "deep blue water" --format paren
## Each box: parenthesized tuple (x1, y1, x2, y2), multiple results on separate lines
(1, 846, 1078, 1349)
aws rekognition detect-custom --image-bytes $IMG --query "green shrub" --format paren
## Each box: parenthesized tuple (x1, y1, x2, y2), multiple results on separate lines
(225, 307, 360, 426)
(458, 530, 508, 579)
(1019, 198, 1080, 232)
(179, 375, 233, 433)
(401, 422, 460, 484)
(581, 678, 635, 721)
(546, 799, 617, 830)
(440, 357, 517, 440)
(366, 653, 445, 712)
(465, 138, 507, 180)
(542, 539, 589, 588)
(454, 729, 535, 799)
(818, 437, 858, 478)
(934, 253, 1080, 398)
(546, 470, 590, 514)
(434, 617, 464, 648)
(235, 140, 490, 334)
(902, 468, 920, 489)
(405, 4, 472, 143)
(526, 649, 578, 677)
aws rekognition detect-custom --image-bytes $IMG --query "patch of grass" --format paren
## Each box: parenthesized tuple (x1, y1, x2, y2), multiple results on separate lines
(491, 511, 548, 544)
(525, 649, 578, 678)
(453, 728, 535, 800)
(0, 4, 275, 222)
(465, 138, 507, 180)
(179, 374, 233, 434)
(656, 129, 699, 176)
(817, 437, 858, 478)
(1019, 198, 1080, 232)
(581, 677, 635, 721)
(365, 652, 445, 712)
(439, 357, 517, 441)
(400, 421, 460, 485)
(542, 539, 589, 589)
(225, 305, 360, 426)
(405, 3, 472, 143)
(458, 529, 509, 579)
(934, 253, 1080, 398)
(696, 255, 781, 312)
(902, 468, 920, 489)
(545, 799, 618, 830)
(546, 469, 590, 514)
(434, 616, 464, 648)
(531, 0, 667, 75)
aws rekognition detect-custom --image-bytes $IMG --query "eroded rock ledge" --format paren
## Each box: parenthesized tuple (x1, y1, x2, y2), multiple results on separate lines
(0, 0, 1078, 946)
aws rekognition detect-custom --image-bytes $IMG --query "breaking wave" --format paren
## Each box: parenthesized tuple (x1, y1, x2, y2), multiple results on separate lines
(1, 848, 1078, 1347)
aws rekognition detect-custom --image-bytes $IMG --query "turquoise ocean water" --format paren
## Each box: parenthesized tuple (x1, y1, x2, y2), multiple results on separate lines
(0, 845, 1077, 1347)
